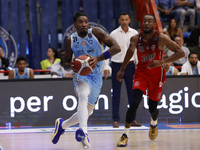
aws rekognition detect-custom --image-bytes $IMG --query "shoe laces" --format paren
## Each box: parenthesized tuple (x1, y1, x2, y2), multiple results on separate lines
(120, 134, 127, 141)
(150, 125, 157, 133)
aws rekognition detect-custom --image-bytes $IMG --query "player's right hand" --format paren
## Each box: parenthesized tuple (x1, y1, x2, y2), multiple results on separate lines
(117, 70, 124, 82)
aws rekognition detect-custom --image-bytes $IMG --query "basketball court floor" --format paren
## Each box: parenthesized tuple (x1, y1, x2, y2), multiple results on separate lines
(0, 123, 200, 150)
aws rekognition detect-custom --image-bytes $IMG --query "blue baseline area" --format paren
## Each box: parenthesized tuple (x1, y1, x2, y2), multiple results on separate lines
(0, 122, 200, 134)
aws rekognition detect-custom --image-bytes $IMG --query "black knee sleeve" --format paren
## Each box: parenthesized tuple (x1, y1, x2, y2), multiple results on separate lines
(148, 99, 159, 120)
(125, 89, 143, 123)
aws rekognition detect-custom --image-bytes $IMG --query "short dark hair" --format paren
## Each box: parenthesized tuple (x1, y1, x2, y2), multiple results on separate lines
(119, 12, 129, 17)
(17, 56, 26, 63)
(73, 12, 88, 22)
(145, 14, 156, 22)
(188, 52, 198, 58)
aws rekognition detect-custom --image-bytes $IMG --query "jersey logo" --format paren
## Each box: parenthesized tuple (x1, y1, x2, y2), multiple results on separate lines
(133, 81, 140, 87)
(138, 46, 144, 52)
(88, 40, 93, 44)
(151, 44, 156, 51)
(81, 41, 86, 46)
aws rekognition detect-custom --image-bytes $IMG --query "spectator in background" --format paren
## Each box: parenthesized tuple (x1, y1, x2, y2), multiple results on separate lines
(0, 46, 9, 74)
(175, 0, 195, 32)
(165, 19, 184, 45)
(191, 36, 200, 60)
(40, 47, 60, 72)
(168, 36, 190, 66)
(51, 50, 72, 78)
(180, 52, 200, 75)
(163, 56, 179, 75)
(8, 56, 34, 79)
(155, 0, 179, 31)
(105, 12, 141, 128)
(196, 0, 200, 28)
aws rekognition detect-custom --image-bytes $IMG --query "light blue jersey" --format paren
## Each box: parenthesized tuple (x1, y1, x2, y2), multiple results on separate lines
(192, 67, 198, 75)
(166, 66, 174, 76)
(71, 28, 104, 106)
(13, 68, 30, 79)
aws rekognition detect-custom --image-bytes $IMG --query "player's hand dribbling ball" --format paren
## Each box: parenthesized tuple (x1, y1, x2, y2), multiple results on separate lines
(73, 55, 95, 76)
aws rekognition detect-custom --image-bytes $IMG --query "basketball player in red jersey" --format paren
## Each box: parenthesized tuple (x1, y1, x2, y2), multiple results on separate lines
(116, 14, 185, 147)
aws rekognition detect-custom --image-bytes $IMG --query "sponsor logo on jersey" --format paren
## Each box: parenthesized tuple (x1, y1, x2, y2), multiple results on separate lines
(0, 26, 18, 67)
(77, 50, 84, 55)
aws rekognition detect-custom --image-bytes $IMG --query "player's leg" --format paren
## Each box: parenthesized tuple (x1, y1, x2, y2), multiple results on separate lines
(148, 82, 162, 140)
(124, 63, 141, 126)
(148, 99, 159, 140)
(51, 81, 91, 145)
(117, 89, 143, 147)
(111, 62, 122, 127)
(76, 81, 91, 133)
(76, 78, 101, 149)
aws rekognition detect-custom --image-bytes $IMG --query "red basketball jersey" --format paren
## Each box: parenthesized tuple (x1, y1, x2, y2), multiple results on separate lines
(134, 31, 166, 84)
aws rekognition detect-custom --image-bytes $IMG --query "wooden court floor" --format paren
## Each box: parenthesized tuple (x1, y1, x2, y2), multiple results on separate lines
(0, 126, 200, 150)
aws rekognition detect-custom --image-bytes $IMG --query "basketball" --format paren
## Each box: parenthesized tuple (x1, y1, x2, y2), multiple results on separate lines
(73, 55, 94, 76)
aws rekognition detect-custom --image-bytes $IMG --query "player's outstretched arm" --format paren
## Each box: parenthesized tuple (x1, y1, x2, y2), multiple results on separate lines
(63, 37, 73, 70)
(117, 35, 139, 82)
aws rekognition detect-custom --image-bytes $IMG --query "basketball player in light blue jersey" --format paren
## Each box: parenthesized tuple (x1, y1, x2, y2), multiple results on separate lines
(8, 56, 34, 79)
(52, 12, 121, 149)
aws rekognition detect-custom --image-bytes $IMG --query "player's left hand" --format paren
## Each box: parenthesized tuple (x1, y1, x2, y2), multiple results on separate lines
(87, 54, 97, 68)
(147, 60, 163, 69)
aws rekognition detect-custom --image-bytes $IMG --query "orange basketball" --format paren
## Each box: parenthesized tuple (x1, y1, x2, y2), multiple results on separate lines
(73, 55, 94, 76)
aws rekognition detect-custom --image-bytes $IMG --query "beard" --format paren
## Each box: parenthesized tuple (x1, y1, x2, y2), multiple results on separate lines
(80, 30, 88, 36)
(143, 27, 154, 34)
(190, 61, 197, 67)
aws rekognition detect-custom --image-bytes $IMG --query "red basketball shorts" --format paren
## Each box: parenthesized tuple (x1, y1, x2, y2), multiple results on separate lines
(132, 76, 163, 101)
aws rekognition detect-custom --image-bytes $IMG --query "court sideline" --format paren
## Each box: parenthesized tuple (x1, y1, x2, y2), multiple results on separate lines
(0, 123, 200, 150)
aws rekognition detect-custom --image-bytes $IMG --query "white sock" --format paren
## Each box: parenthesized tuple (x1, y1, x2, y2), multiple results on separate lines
(150, 119, 158, 126)
(123, 127, 130, 137)
(62, 105, 94, 129)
